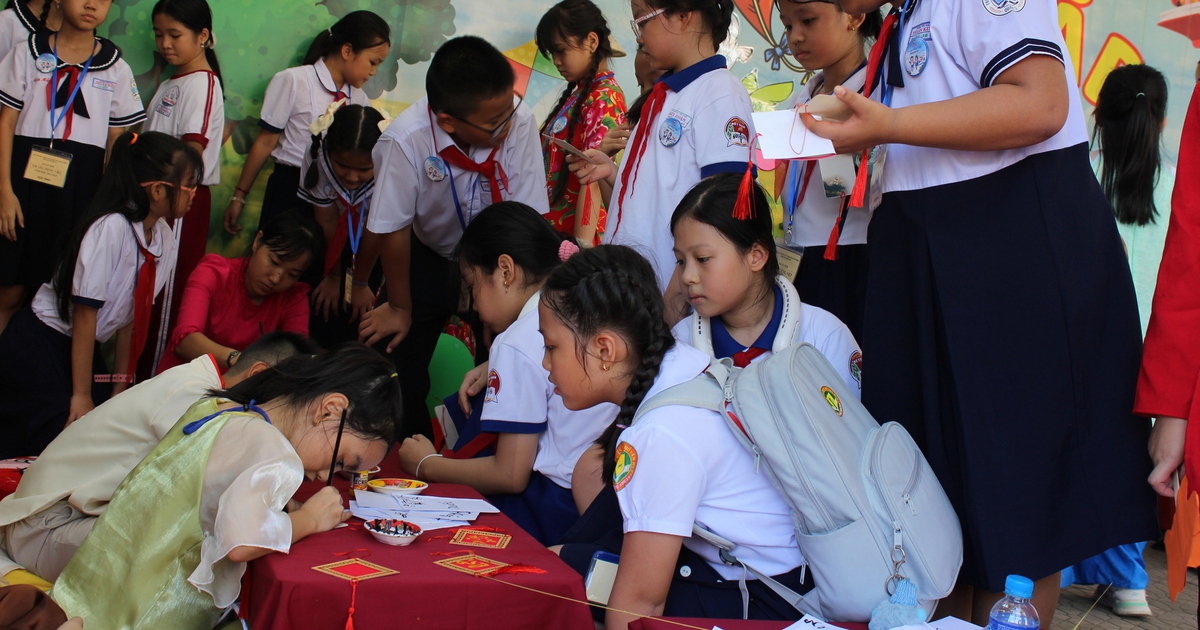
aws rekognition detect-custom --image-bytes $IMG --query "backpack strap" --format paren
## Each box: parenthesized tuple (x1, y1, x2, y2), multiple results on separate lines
(692, 523, 820, 621)
(629, 367, 729, 426)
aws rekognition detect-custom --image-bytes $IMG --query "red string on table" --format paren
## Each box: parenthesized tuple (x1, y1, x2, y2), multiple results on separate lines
(344, 578, 359, 630)
(333, 548, 371, 560)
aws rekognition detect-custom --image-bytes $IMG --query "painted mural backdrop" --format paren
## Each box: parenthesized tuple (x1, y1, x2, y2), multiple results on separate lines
(96, 0, 1200, 254)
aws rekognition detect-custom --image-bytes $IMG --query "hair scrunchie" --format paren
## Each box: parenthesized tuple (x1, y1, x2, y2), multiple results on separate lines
(558, 240, 581, 262)
(309, 98, 347, 135)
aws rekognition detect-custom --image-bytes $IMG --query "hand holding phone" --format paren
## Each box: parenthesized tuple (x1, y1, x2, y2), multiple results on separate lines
(543, 134, 596, 164)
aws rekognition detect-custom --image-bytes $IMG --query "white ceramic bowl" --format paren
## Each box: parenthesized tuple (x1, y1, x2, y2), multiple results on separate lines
(364, 518, 423, 546)
(367, 478, 428, 496)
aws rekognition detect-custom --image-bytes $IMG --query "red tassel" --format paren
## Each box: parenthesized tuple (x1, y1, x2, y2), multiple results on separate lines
(732, 133, 763, 220)
(580, 184, 593, 227)
(849, 12, 897, 210)
(848, 150, 870, 209)
(345, 578, 358, 630)
(823, 218, 841, 261)
(480, 564, 549, 577)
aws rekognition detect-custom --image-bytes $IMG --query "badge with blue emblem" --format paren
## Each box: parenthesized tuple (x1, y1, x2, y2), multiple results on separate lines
(551, 116, 568, 134)
(35, 53, 56, 74)
(982, 0, 1025, 15)
(905, 22, 932, 77)
(423, 156, 447, 182)
(659, 118, 682, 147)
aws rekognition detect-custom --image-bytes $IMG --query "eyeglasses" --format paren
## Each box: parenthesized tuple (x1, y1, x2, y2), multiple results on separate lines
(630, 8, 665, 38)
(449, 96, 524, 139)
(142, 181, 198, 200)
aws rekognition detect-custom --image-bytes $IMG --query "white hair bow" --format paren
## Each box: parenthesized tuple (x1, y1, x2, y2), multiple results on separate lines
(309, 98, 347, 136)
(376, 106, 393, 133)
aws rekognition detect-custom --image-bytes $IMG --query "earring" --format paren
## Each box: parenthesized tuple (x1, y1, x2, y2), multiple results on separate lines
(503, 275, 510, 293)
(602, 362, 611, 371)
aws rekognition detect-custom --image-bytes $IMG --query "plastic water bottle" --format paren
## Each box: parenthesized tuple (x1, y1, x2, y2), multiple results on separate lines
(988, 575, 1040, 630)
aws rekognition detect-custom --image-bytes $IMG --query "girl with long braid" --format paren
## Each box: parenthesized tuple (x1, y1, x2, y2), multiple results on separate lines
(535, 0, 626, 246)
(0, 0, 61, 60)
(540, 245, 809, 627)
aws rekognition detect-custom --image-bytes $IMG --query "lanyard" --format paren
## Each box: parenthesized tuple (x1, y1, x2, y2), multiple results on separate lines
(49, 39, 94, 143)
(554, 72, 615, 122)
(428, 106, 475, 231)
(784, 162, 817, 240)
(346, 202, 365, 265)
(882, 0, 917, 107)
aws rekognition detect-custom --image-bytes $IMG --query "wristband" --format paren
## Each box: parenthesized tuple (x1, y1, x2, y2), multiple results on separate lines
(230, 195, 247, 205)
(351, 279, 370, 287)
(235, 186, 250, 195)
(93, 373, 134, 384)
(414, 453, 442, 480)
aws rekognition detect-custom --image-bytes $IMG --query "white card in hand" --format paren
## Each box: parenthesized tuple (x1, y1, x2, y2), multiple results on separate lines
(752, 110, 837, 161)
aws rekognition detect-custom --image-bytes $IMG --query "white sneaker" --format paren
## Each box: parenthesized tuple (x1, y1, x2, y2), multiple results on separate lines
(1094, 585, 1152, 617)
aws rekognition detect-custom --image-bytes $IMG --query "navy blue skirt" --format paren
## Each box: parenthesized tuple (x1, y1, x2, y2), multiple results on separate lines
(861, 143, 1158, 591)
(795, 243, 868, 343)
(487, 471, 579, 546)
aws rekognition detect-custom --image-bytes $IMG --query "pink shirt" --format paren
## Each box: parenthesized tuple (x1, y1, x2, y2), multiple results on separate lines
(158, 254, 309, 373)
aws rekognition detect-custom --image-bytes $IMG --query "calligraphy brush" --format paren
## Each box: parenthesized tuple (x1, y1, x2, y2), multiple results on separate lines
(326, 410, 348, 487)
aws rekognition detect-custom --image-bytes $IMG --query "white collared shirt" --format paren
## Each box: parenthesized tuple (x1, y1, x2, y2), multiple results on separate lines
(298, 140, 374, 214)
(479, 292, 618, 488)
(875, 0, 1086, 193)
(366, 95, 550, 258)
(145, 69, 224, 186)
(257, 58, 369, 168)
(31, 213, 177, 342)
(614, 343, 805, 580)
(0, 3, 35, 63)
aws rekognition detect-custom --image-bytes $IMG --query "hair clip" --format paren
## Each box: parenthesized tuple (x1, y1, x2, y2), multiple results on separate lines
(129, 132, 138, 145)
(1136, 92, 1146, 98)
(376, 106, 394, 133)
(558, 240, 581, 262)
(309, 98, 347, 135)
(732, 133, 763, 220)
(390, 372, 398, 379)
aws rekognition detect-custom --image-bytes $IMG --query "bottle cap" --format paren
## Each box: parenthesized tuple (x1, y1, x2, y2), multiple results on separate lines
(1004, 575, 1034, 599)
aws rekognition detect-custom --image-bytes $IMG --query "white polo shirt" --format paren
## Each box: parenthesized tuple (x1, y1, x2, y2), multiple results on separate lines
(298, 139, 375, 214)
(876, 0, 1086, 193)
(257, 58, 368, 168)
(145, 69, 224, 186)
(604, 55, 755, 290)
(479, 293, 617, 488)
(672, 276, 862, 395)
(782, 64, 871, 248)
(30, 213, 176, 342)
(614, 342, 804, 580)
(0, 32, 145, 146)
(366, 95, 550, 258)
(0, 3, 37, 63)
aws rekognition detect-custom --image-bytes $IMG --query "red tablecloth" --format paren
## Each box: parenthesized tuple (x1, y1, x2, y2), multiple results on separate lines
(630, 619, 869, 630)
(245, 446, 593, 629)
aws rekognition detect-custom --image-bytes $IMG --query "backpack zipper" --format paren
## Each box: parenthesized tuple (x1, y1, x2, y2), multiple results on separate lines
(901, 454, 921, 516)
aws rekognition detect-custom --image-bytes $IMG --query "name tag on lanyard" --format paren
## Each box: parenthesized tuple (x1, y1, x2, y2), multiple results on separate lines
(777, 245, 803, 284)
(24, 145, 72, 187)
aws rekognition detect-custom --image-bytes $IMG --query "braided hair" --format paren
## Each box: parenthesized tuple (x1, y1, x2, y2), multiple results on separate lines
(541, 245, 676, 484)
(536, 0, 615, 206)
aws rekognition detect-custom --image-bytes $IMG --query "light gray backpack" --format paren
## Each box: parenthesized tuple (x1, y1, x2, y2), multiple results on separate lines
(631, 342, 962, 622)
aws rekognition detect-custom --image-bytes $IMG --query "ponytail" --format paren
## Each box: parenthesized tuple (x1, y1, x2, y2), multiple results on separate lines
(152, 0, 223, 88)
(1093, 64, 1168, 227)
(303, 11, 390, 66)
(52, 132, 202, 320)
(540, 245, 675, 484)
(456, 201, 577, 286)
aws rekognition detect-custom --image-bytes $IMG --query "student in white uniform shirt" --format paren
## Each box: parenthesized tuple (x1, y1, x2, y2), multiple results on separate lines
(397, 203, 615, 545)
(141, 0, 225, 377)
(570, 0, 756, 291)
(0, 0, 145, 333)
(809, 0, 1158, 623)
(300, 101, 386, 347)
(669, 173, 860, 393)
(776, 0, 881, 342)
(0, 331, 317, 582)
(222, 10, 388, 236)
(0, 132, 202, 460)
(541, 245, 810, 628)
(0, 0, 60, 61)
(357, 36, 550, 439)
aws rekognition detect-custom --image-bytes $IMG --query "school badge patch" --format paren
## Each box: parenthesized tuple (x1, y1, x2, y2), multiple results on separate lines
(613, 442, 638, 490)
(905, 23, 931, 77)
(484, 369, 500, 403)
(423, 156, 447, 182)
(982, 0, 1025, 16)
(849, 351, 862, 385)
(725, 117, 750, 147)
(155, 85, 179, 117)
(821, 386, 844, 417)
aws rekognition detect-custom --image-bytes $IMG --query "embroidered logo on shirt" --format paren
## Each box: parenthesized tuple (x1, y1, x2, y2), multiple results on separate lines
(613, 442, 638, 490)
(821, 386, 844, 417)
(982, 0, 1025, 15)
(484, 369, 501, 403)
(849, 351, 862, 385)
(131, 81, 140, 100)
(155, 85, 179, 117)
(424, 156, 447, 182)
(725, 117, 750, 147)
(91, 77, 115, 92)
(905, 23, 931, 77)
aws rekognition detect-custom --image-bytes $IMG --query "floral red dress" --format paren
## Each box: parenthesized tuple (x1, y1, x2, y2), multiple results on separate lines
(541, 72, 626, 244)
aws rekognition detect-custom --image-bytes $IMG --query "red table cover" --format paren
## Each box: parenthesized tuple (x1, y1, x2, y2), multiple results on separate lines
(630, 618, 870, 630)
(245, 446, 593, 629)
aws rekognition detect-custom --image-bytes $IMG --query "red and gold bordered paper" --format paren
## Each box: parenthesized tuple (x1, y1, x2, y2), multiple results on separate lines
(450, 529, 512, 550)
(312, 558, 399, 581)
(434, 553, 510, 576)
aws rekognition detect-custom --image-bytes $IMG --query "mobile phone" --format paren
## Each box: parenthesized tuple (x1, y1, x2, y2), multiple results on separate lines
(542, 133, 596, 164)
(585, 551, 620, 604)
